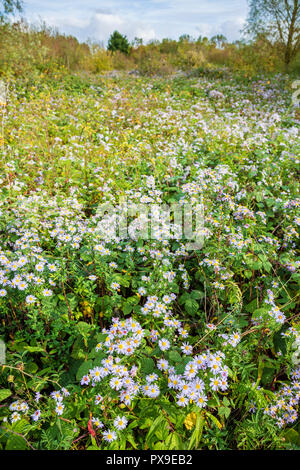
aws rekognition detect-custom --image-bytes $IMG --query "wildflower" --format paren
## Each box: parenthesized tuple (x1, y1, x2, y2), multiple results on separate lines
(114, 415, 128, 430)
(111, 282, 120, 290)
(181, 343, 193, 355)
(55, 403, 64, 415)
(90, 367, 102, 382)
(146, 384, 160, 398)
(210, 377, 221, 391)
(157, 358, 169, 371)
(26, 295, 37, 304)
(42, 289, 53, 297)
(184, 363, 197, 379)
(110, 377, 123, 390)
(158, 338, 170, 351)
(146, 373, 158, 383)
(51, 391, 63, 402)
(103, 429, 117, 442)
(11, 412, 21, 423)
(92, 417, 104, 428)
(177, 395, 188, 407)
(179, 328, 189, 338)
(31, 410, 41, 421)
(95, 394, 103, 405)
(80, 375, 90, 386)
(195, 395, 207, 408)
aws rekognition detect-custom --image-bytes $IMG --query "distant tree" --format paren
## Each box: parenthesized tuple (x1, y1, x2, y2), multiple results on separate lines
(179, 34, 193, 43)
(107, 31, 130, 54)
(159, 38, 177, 54)
(132, 37, 143, 47)
(245, 0, 300, 66)
(233, 39, 247, 48)
(210, 34, 228, 48)
(0, 0, 22, 20)
(147, 39, 160, 46)
(197, 36, 209, 45)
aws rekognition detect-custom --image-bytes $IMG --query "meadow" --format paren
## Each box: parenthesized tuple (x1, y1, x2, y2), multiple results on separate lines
(0, 68, 299, 450)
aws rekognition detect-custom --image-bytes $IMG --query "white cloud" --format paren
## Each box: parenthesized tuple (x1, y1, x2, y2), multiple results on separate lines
(21, 0, 248, 44)
(84, 12, 156, 43)
(219, 18, 246, 41)
(135, 27, 156, 42)
(90, 12, 124, 37)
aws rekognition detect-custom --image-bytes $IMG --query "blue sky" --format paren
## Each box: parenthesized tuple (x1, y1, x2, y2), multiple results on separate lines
(19, 0, 249, 44)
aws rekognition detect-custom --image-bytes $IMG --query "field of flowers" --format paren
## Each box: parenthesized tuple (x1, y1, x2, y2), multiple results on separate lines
(0, 70, 299, 450)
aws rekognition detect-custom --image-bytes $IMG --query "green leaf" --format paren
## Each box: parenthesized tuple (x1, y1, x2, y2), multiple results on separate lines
(273, 328, 287, 355)
(0, 389, 12, 402)
(154, 420, 169, 441)
(190, 290, 204, 300)
(146, 415, 166, 446)
(245, 298, 259, 313)
(5, 434, 27, 450)
(26, 362, 39, 374)
(218, 406, 231, 419)
(126, 433, 138, 449)
(244, 270, 252, 279)
(71, 337, 85, 360)
(76, 322, 92, 338)
(284, 429, 300, 446)
(178, 292, 190, 305)
(23, 345, 45, 353)
(205, 411, 222, 430)
(123, 302, 133, 315)
(76, 360, 93, 380)
(263, 262, 272, 273)
(188, 413, 204, 450)
(223, 397, 230, 407)
(139, 357, 155, 375)
(165, 432, 183, 450)
(184, 298, 199, 316)
(168, 350, 182, 363)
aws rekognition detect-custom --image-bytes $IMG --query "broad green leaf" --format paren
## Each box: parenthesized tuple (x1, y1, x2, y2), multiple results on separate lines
(0, 389, 12, 402)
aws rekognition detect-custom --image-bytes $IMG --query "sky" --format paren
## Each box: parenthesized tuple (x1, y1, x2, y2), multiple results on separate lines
(18, 0, 249, 45)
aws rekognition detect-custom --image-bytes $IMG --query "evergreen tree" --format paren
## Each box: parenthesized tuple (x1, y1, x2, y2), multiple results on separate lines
(107, 31, 130, 54)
